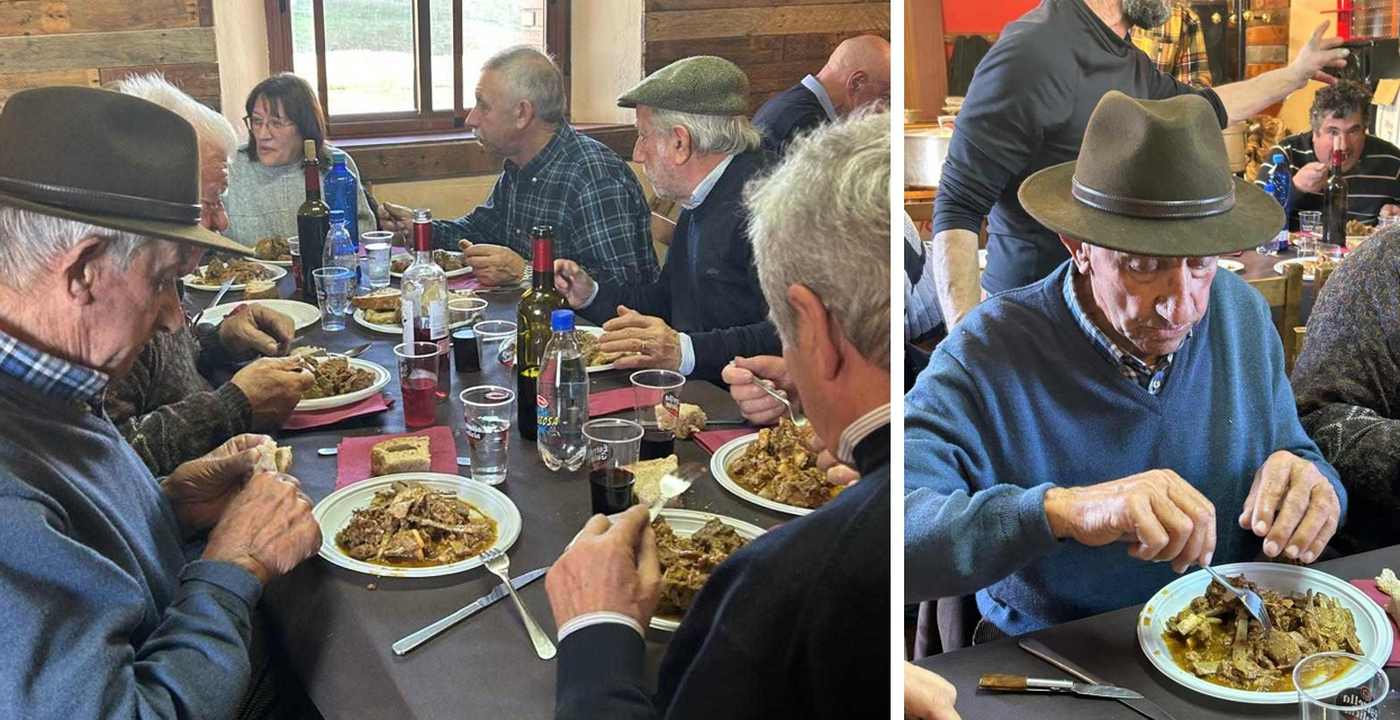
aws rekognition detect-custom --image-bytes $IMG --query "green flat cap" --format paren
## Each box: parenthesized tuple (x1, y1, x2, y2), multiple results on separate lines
(618, 56, 749, 115)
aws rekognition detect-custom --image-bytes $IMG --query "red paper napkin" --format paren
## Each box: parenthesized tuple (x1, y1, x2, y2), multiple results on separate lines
(1350, 579, 1400, 667)
(590, 387, 639, 417)
(694, 428, 750, 454)
(335, 425, 458, 489)
(283, 393, 393, 430)
(449, 274, 482, 291)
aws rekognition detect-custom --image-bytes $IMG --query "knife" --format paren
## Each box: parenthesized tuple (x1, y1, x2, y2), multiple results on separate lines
(1019, 639, 1177, 720)
(392, 566, 549, 656)
(979, 673, 1143, 700)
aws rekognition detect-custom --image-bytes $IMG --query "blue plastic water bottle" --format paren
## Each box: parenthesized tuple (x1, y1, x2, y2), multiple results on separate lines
(324, 149, 360, 250)
(1262, 152, 1292, 253)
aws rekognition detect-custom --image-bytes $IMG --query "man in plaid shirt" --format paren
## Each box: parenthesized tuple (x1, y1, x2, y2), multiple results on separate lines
(381, 46, 658, 287)
(1132, 2, 1213, 87)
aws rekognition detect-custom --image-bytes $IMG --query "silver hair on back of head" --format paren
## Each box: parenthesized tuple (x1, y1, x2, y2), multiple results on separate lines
(744, 110, 890, 368)
(649, 108, 762, 156)
(482, 45, 566, 124)
(108, 72, 239, 159)
(0, 201, 152, 289)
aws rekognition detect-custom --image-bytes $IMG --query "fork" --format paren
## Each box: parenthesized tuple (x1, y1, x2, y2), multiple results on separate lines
(480, 548, 556, 659)
(1202, 565, 1273, 633)
(754, 379, 796, 422)
(647, 465, 704, 522)
(190, 277, 235, 326)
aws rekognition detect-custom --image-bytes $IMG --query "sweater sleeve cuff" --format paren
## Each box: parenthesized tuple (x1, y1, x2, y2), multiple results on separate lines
(214, 382, 254, 431)
(1016, 482, 1058, 545)
(558, 622, 647, 689)
(179, 559, 263, 610)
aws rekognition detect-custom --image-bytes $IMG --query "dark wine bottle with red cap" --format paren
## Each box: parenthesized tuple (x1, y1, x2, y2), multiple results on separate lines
(295, 139, 329, 303)
(515, 225, 567, 440)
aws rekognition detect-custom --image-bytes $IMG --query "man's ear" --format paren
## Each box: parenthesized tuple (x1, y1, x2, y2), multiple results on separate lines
(787, 283, 840, 382)
(670, 125, 694, 166)
(514, 98, 536, 130)
(1059, 234, 1090, 273)
(61, 235, 112, 306)
(846, 70, 868, 100)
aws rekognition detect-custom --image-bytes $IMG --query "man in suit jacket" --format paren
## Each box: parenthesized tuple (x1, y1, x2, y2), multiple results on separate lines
(752, 34, 890, 155)
(545, 110, 892, 719)
(555, 56, 781, 384)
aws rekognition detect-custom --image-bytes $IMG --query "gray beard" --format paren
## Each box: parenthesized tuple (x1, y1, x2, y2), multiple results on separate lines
(1122, 0, 1171, 30)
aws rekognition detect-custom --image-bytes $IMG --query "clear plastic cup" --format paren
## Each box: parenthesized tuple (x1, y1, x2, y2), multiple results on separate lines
(1298, 210, 1323, 255)
(364, 242, 392, 289)
(630, 369, 685, 461)
(1295, 652, 1398, 719)
(582, 418, 644, 515)
(461, 385, 515, 485)
(394, 342, 442, 428)
(474, 320, 516, 388)
(312, 266, 353, 331)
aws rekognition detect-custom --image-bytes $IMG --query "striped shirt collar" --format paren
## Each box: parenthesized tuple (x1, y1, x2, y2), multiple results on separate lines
(801, 74, 839, 122)
(0, 327, 109, 409)
(1062, 266, 1186, 395)
(836, 403, 891, 466)
(682, 153, 736, 210)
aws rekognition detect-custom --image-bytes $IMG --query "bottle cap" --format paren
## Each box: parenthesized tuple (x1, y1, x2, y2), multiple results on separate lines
(329, 208, 346, 222)
(332, 149, 345, 164)
(1272, 152, 1286, 163)
(551, 309, 575, 332)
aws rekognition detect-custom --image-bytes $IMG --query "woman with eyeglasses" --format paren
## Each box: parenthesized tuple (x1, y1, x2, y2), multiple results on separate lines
(224, 72, 375, 247)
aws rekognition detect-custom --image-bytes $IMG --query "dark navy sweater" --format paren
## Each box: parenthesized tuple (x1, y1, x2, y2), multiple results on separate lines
(904, 263, 1345, 635)
(753, 82, 828, 156)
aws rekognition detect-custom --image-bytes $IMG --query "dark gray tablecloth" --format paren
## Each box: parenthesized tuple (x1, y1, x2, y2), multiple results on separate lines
(185, 276, 785, 719)
(916, 545, 1400, 719)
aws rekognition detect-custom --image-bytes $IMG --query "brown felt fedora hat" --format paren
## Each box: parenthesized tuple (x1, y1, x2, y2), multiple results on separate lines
(0, 86, 251, 256)
(1019, 91, 1281, 256)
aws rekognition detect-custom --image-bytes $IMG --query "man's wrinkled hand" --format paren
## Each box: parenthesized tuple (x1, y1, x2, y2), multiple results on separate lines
(460, 240, 526, 287)
(377, 201, 415, 238)
(1240, 451, 1340, 564)
(721, 355, 798, 426)
(219, 304, 295, 358)
(1293, 162, 1328, 195)
(545, 505, 661, 629)
(162, 433, 271, 532)
(904, 663, 960, 720)
(203, 471, 321, 585)
(1043, 469, 1217, 574)
(600, 306, 681, 371)
(1289, 22, 1348, 86)
(230, 357, 314, 431)
(553, 259, 597, 308)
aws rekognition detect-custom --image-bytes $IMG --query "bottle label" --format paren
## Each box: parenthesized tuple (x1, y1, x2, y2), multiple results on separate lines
(428, 300, 447, 339)
(590, 444, 610, 467)
(401, 298, 415, 345)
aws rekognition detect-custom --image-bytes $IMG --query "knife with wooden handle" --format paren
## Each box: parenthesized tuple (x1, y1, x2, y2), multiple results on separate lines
(1019, 639, 1178, 720)
(979, 673, 1144, 699)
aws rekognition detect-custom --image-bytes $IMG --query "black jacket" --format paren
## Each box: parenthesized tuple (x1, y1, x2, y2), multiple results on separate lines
(753, 82, 828, 156)
(584, 150, 780, 383)
(554, 424, 891, 720)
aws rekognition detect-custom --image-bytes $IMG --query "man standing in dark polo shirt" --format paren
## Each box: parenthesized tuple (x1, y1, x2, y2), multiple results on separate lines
(752, 34, 890, 155)
(931, 0, 1349, 328)
(1255, 80, 1400, 229)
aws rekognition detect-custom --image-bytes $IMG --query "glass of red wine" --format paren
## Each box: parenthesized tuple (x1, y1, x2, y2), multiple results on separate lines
(582, 418, 644, 515)
(394, 341, 443, 428)
(629, 370, 685, 461)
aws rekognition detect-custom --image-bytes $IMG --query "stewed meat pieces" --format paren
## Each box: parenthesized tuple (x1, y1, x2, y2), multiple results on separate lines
(654, 518, 747, 617)
(729, 418, 840, 509)
(336, 481, 497, 566)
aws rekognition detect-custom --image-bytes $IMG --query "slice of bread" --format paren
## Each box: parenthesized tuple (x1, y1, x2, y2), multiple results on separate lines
(656, 402, 707, 439)
(364, 307, 401, 325)
(371, 436, 431, 476)
(275, 446, 293, 473)
(628, 454, 678, 505)
(351, 287, 401, 312)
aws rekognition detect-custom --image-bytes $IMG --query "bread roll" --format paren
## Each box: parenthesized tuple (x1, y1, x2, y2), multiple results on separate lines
(370, 436, 431, 476)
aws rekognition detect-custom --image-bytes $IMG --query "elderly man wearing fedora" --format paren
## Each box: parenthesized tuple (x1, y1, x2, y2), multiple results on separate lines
(905, 91, 1345, 640)
(552, 56, 781, 383)
(546, 112, 890, 719)
(0, 86, 321, 718)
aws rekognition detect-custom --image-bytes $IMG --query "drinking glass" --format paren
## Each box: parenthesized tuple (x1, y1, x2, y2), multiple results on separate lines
(1298, 210, 1323, 255)
(1295, 652, 1399, 719)
(394, 342, 442, 428)
(312, 266, 353, 331)
(461, 385, 515, 485)
(582, 418, 644, 515)
(474, 320, 517, 388)
(449, 297, 488, 328)
(630, 369, 685, 461)
(363, 241, 392, 289)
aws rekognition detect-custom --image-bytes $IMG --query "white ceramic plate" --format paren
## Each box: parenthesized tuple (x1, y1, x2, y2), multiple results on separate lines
(389, 252, 472, 279)
(257, 258, 293, 267)
(295, 357, 391, 411)
(314, 473, 521, 578)
(353, 308, 478, 335)
(1218, 259, 1244, 273)
(1274, 256, 1336, 281)
(709, 433, 815, 517)
(1138, 562, 1394, 705)
(183, 262, 287, 291)
(197, 299, 322, 332)
(577, 326, 618, 373)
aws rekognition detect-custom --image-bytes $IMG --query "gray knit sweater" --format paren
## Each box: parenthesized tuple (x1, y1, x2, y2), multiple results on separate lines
(1293, 226, 1400, 554)
(224, 143, 374, 247)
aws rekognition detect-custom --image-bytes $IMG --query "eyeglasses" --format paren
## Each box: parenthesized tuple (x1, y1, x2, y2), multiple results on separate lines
(243, 115, 296, 132)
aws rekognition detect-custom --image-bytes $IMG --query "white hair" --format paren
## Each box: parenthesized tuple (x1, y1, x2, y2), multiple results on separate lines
(0, 202, 153, 289)
(744, 111, 890, 368)
(650, 108, 762, 156)
(482, 45, 566, 124)
(107, 73, 238, 158)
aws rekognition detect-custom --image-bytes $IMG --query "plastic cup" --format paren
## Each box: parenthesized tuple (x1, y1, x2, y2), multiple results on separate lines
(1298, 210, 1323, 255)
(474, 320, 516, 388)
(394, 342, 442, 428)
(312, 266, 353, 331)
(630, 369, 685, 461)
(461, 385, 515, 485)
(583, 418, 644, 515)
(364, 242, 392, 289)
(1295, 652, 1397, 719)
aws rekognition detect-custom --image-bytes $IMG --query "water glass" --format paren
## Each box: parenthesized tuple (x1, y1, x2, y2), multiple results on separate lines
(461, 385, 515, 485)
(312, 266, 353, 331)
(364, 241, 392, 289)
(394, 342, 442, 428)
(474, 320, 517, 387)
(1295, 652, 1399, 718)
(630, 369, 686, 461)
(449, 297, 488, 328)
(1299, 210, 1323, 255)
(582, 418, 644, 515)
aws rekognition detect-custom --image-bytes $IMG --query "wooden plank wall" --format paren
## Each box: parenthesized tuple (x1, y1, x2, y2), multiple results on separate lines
(642, 0, 891, 113)
(0, 0, 219, 112)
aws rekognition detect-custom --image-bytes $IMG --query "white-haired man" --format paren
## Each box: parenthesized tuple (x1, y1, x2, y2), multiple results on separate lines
(553, 56, 781, 383)
(0, 87, 320, 718)
(545, 111, 890, 719)
(105, 73, 312, 476)
(380, 46, 657, 287)
(753, 34, 891, 154)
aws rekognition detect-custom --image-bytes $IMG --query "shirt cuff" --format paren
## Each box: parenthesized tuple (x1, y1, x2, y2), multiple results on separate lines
(678, 333, 695, 376)
(581, 281, 600, 309)
(557, 611, 645, 642)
